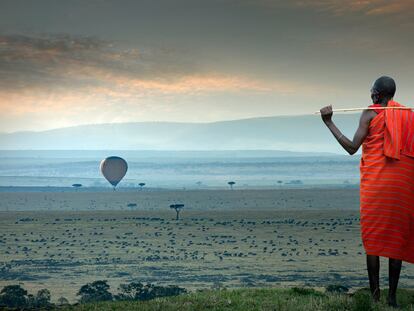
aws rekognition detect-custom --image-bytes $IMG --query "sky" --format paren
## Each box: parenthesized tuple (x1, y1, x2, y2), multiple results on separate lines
(0, 0, 413, 133)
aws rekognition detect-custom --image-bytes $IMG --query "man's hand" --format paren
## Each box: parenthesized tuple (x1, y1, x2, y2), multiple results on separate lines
(320, 105, 333, 124)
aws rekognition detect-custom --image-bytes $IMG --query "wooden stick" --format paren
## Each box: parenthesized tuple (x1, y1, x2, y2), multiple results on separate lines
(314, 107, 413, 114)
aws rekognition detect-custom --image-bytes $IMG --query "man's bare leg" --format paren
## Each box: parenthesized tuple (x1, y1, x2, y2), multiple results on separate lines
(366, 254, 380, 302)
(388, 258, 402, 308)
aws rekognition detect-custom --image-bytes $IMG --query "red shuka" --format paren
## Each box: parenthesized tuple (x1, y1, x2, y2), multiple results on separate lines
(360, 100, 414, 263)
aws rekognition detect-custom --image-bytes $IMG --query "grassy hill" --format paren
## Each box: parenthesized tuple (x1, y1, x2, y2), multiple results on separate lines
(60, 287, 414, 311)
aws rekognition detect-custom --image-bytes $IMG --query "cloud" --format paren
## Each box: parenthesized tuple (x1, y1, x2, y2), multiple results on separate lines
(251, 0, 414, 17)
(0, 71, 300, 116)
(0, 33, 296, 96)
(364, 1, 414, 15)
(316, 0, 414, 15)
(294, 0, 414, 16)
(92, 72, 298, 95)
(0, 33, 197, 91)
(0, 33, 313, 130)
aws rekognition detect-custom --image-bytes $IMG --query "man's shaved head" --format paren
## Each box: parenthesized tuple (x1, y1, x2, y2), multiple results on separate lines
(373, 76, 396, 97)
(371, 76, 396, 104)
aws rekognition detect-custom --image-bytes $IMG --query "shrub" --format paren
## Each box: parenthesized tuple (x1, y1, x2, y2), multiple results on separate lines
(27, 288, 52, 308)
(290, 287, 324, 297)
(0, 284, 28, 308)
(57, 296, 70, 306)
(326, 284, 349, 294)
(35, 288, 52, 308)
(77, 280, 113, 303)
(116, 282, 186, 301)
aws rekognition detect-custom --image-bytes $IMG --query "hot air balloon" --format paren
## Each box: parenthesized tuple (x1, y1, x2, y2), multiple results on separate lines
(100, 156, 128, 190)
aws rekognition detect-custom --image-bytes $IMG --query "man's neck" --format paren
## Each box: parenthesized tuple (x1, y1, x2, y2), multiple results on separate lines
(378, 97, 392, 107)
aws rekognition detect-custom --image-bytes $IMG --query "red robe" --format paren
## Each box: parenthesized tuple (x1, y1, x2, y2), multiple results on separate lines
(360, 100, 414, 263)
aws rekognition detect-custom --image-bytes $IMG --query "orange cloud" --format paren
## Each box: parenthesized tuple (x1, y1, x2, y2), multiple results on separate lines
(256, 0, 414, 16)
(365, 1, 414, 15)
(0, 33, 317, 102)
(0, 33, 327, 132)
(101, 73, 297, 95)
(0, 72, 300, 116)
(296, 0, 414, 15)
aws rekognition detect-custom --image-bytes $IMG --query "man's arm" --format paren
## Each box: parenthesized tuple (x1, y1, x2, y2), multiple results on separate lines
(320, 105, 373, 155)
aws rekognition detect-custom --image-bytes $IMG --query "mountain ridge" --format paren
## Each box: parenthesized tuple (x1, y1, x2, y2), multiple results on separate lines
(2, 114, 341, 135)
(0, 114, 360, 152)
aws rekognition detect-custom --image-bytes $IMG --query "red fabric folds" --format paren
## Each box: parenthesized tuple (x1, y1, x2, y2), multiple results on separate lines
(383, 100, 414, 159)
(368, 103, 385, 115)
(360, 101, 414, 263)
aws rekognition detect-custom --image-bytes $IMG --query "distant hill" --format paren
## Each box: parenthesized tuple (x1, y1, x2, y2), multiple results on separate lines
(0, 114, 360, 153)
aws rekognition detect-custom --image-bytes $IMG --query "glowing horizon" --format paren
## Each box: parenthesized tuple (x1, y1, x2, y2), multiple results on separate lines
(0, 0, 413, 132)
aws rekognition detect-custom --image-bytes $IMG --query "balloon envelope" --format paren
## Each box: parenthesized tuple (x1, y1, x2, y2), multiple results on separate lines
(100, 156, 128, 187)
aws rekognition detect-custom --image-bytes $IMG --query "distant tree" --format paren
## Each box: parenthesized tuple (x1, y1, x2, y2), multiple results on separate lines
(228, 181, 236, 190)
(72, 183, 82, 189)
(116, 282, 186, 301)
(146, 284, 186, 300)
(277, 180, 283, 186)
(26, 294, 36, 308)
(37, 288, 51, 305)
(27, 289, 52, 308)
(127, 203, 138, 210)
(77, 280, 113, 303)
(138, 183, 146, 190)
(288, 180, 303, 185)
(115, 282, 143, 301)
(196, 181, 202, 187)
(170, 204, 184, 220)
(0, 284, 28, 308)
(57, 296, 69, 306)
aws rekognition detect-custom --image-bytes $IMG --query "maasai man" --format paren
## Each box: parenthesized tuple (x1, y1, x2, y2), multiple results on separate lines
(320, 76, 414, 307)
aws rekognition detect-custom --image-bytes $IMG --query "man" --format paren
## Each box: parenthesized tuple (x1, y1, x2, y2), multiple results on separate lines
(320, 76, 414, 307)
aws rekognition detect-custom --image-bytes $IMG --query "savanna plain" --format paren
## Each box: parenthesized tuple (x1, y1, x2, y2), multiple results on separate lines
(2, 188, 414, 305)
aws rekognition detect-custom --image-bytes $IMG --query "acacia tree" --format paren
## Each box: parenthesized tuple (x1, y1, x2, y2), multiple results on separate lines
(127, 203, 137, 210)
(170, 204, 184, 220)
(228, 181, 235, 190)
(72, 184, 82, 191)
(138, 183, 146, 190)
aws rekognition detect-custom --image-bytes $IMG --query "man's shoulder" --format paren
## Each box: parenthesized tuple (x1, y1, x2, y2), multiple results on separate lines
(361, 109, 378, 122)
(388, 100, 404, 107)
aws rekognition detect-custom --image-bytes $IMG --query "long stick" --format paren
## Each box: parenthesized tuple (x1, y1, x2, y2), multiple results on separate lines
(314, 107, 413, 114)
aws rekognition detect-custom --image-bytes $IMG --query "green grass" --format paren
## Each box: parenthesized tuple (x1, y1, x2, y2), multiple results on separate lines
(60, 287, 414, 311)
